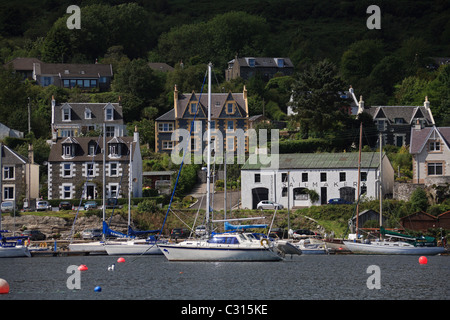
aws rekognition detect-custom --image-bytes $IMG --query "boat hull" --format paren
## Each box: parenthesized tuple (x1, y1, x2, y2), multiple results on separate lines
(68, 241, 106, 254)
(105, 242, 162, 255)
(158, 243, 282, 261)
(343, 241, 446, 255)
(0, 245, 31, 257)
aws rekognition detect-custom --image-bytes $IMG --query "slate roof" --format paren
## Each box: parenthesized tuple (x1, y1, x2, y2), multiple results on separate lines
(54, 102, 123, 125)
(242, 152, 386, 170)
(148, 62, 174, 73)
(410, 126, 450, 154)
(233, 57, 294, 69)
(5, 57, 43, 71)
(365, 106, 433, 124)
(155, 109, 175, 121)
(34, 62, 113, 78)
(48, 136, 136, 162)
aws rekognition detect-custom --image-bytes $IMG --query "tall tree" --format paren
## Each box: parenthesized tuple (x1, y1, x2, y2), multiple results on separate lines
(289, 59, 346, 138)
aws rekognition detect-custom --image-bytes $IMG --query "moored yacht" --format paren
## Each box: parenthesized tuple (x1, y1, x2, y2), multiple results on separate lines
(158, 232, 282, 261)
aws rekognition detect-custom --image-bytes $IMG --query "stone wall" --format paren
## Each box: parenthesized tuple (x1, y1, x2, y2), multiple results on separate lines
(1, 214, 127, 239)
(393, 182, 425, 202)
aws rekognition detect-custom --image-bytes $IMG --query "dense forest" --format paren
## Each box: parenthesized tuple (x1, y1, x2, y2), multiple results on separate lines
(0, 0, 449, 155)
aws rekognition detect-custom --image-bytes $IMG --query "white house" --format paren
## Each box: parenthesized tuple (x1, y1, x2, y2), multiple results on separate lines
(240, 152, 394, 209)
(410, 125, 450, 184)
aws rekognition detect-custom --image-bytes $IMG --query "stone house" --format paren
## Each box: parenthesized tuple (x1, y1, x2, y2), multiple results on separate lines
(51, 97, 126, 140)
(47, 129, 142, 200)
(0, 143, 39, 204)
(364, 97, 435, 147)
(225, 56, 294, 81)
(155, 85, 250, 155)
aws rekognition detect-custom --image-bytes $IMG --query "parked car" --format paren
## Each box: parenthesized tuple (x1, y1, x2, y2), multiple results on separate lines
(1, 201, 16, 213)
(59, 201, 72, 210)
(84, 201, 98, 210)
(328, 198, 352, 205)
(257, 200, 283, 210)
(292, 229, 316, 239)
(81, 229, 102, 240)
(36, 200, 52, 211)
(170, 228, 190, 239)
(21, 230, 46, 241)
(195, 225, 206, 236)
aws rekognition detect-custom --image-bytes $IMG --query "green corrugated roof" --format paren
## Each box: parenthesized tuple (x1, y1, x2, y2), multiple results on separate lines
(242, 152, 383, 170)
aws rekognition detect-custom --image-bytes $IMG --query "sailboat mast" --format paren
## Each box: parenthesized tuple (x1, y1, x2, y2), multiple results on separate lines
(224, 150, 227, 221)
(379, 131, 383, 240)
(128, 141, 132, 236)
(206, 63, 212, 233)
(356, 121, 362, 238)
(102, 123, 106, 239)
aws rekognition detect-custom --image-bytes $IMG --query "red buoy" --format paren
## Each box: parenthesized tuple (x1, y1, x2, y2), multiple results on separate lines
(78, 264, 88, 271)
(419, 256, 428, 265)
(117, 257, 125, 263)
(0, 279, 10, 294)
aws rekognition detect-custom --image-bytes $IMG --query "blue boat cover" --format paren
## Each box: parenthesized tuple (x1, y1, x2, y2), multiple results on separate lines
(224, 221, 267, 231)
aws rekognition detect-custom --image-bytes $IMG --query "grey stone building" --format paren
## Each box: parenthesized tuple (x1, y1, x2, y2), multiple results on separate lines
(225, 56, 294, 81)
(47, 130, 142, 200)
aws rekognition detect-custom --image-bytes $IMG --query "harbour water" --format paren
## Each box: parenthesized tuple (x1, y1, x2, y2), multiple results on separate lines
(0, 254, 448, 302)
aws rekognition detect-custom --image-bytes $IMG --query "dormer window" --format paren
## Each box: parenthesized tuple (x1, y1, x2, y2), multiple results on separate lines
(62, 144, 75, 158)
(190, 102, 198, 114)
(276, 58, 284, 68)
(105, 105, 114, 121)
(62, 107, 71, 121)
(227, 103, 234, 114)
(88, 141, 98, 156)
(108, 143, 121, 158)
(85, 108, 92, 119)
(248, 58, 255, 67)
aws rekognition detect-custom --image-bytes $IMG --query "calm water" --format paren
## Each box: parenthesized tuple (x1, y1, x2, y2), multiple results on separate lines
(0, 254, 448, 302)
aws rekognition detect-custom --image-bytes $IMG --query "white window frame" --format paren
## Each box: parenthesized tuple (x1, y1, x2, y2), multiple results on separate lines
(85, 108, 92, 119)
(158, 123, 174, 132)
(107, 183, 119, 198)
(62, 163, 72, 178)
(3, 166, 14, 180)
(109, 162, 119, 177)
(62, 183, 73, 199)
(62, 107, 71, 121)
(105, 107, 114, 121)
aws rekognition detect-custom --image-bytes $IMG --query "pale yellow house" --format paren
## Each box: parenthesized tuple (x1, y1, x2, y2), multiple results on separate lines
(410, 125, 450, 184)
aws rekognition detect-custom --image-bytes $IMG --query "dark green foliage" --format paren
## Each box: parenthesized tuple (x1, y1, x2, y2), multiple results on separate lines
(410, 188, 429, 212)
(289, 59, 348, 138)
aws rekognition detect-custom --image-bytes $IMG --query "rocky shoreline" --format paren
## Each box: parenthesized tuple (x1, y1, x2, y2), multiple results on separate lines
(1, 214, 128, 239)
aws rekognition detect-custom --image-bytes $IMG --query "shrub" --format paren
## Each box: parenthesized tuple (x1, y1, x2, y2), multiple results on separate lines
(137, 199, 159, 214)
(410, 188, 428, 212)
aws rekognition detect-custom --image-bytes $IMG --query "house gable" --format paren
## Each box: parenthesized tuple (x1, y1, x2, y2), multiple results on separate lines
(218, 92, 244, 118)
(181, 92, 207, 118)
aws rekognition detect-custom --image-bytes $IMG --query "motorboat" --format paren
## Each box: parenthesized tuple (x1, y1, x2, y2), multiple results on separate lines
(158, 232, 282, 261)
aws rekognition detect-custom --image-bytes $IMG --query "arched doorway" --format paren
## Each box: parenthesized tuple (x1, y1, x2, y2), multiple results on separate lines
(252, 187, 269, 209)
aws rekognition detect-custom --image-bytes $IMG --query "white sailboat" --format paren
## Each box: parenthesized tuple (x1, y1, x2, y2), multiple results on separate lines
(158, 63, 282, 262)
(104, 141, 163, 256)
(0, 231, 31, 257)
(344, 132, 445, 255)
